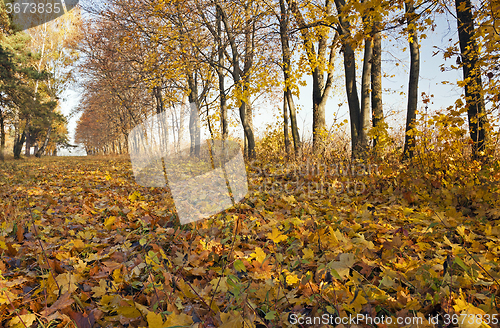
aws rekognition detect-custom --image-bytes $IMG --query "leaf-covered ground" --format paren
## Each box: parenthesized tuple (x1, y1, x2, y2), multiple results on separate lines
(0, 156, 499, 328)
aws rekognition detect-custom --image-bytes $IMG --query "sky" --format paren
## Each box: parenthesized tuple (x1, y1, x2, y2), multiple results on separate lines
(56, 5, 465, 156)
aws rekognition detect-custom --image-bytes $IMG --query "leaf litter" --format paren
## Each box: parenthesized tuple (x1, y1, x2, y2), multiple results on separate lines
(0, 156, 499, 327)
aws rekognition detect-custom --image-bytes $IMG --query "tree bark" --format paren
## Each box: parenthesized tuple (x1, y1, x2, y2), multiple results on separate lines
(360, 37, 373, 153)
(286, 90, 301, 155)
(217, 1, 256, 158)
(216, 6, 228, 140)
(283, 91, 290, 155)
(455, 0, 488, 158)
(153, 86, 164, 114)
(371, 25, 383, 147)
(0, 110, 4, 161)
(25, 130, 31, 156)
(403, 0, 420, 160)
(335, 0, 361, 158)
(153, 86, 169, 154)
(14, 120, 29, 159)
(287, 0, 335, 152)
(279, 0, 301, 155)
(35, 125, 52, 157)
(243, 1, 255, 158)
(188, 74, 201, 157)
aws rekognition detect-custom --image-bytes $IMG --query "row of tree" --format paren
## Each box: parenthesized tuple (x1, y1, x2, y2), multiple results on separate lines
(0, 3, 80, 160)
(75, 0, 500, 160)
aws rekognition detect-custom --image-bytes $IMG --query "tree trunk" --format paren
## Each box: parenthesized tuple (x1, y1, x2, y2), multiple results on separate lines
(286, 90, 301, 155)
(177, 98, 185, 153)
(0, 110, 4, 161)
(217, 1, 256, 158)
(288, 0, 335, 153)
(283, 91, 290, 155)
(14, 121, 29, 159)
(371, 25, 383, 147)
(188, 74, 201, 157)
(25, 130, 31, 156)
(335, 0, 362, 158)
(344, 42, 362, 158)
(403, 0, 420, 160)
(360, 37, 373, 153)
(238, 101, 255, 158)
(154, 86, 169, 155)
(243, 2, 255, 158)
(312, 69, 327, 151)
(279, 0, 301, 155)
(217, 7, 228, 140)
(124, 133, 129, 153)
(35, 125, 52, 158)
(153, 86, 164, 114)
(455, 0, 488, 158)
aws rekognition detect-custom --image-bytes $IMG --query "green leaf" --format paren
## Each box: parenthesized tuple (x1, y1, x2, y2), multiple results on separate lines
(454, 256, 469, 273)
(233, 259, 246, 272)
(265, 311, 277, 320)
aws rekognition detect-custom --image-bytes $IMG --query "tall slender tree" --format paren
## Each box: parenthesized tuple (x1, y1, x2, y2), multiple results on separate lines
(402, 0, 420, 160)
(371, 21, 383, 147)
(455, 0, 488, 159)
(288, 0, 336, 153)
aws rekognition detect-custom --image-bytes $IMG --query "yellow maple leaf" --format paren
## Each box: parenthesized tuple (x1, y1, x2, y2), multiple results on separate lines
(328, 253, 356, 279)
(65, 238, 86, 251)
(302, 248, 314, 260)
(0, 290, 18, 305)
(251, 247, 267, 264)
(267, 228, 287, 244)
(104, 216, 116, 230)
(210, 277, 228, 293)
(8, 313, 37, 328)
(129, 191, 142, 202)
(454, 290, 491, 328)
(55, 273, 79, 294)
(345, 292, 367, 312)
(285, 272, 300, 285)
(147, 311, 164, 328)
(220, 311, 244, 328)
(112, 268, 123, 283)
(164, 313, 193, 327)
(116, 306, 141, 318)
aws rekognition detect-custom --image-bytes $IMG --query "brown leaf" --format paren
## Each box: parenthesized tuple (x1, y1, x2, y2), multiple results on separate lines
(48, 259, 66, 274)
(403, 191, 415, 204)
(16, 223, 24, 243)
(67, 310, 96, 328)
(6, 242, 17, 256)
(41, 292, 75, 317)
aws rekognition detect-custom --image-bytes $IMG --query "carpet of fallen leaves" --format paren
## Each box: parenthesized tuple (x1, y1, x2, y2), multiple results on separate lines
(0, 155, 499, 328)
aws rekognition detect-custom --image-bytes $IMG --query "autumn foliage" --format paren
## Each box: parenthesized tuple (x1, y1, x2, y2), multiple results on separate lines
(2, 0, 500, 326)
(1, 128, 500, 327)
